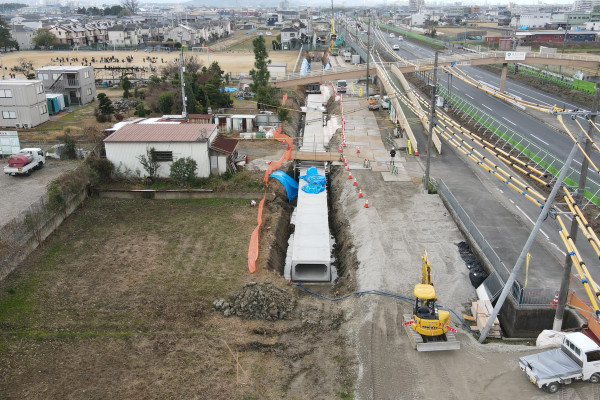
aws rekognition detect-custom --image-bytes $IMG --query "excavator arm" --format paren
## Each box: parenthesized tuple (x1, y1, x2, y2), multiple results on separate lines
(421, 250, 431, 286)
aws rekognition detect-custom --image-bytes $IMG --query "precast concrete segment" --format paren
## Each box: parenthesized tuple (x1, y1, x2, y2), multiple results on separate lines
(291, 166, 332, 282)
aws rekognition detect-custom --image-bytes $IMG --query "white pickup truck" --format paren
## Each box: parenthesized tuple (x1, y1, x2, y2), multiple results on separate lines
(4, 148, 45, 176)
(519, 332, 600, 393)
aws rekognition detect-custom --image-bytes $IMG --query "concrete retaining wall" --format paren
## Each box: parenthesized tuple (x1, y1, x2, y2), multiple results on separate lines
(1, 188, 87, 281)
(96, 189, 275, 201)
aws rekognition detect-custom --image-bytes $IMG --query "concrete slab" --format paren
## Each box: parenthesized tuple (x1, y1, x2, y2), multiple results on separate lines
(382, 171, 412, 182)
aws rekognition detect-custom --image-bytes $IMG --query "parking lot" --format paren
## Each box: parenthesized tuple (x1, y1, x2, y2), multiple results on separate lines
(0, 158, 79, 227)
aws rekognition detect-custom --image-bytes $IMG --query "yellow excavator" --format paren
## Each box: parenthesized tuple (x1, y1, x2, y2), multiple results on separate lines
(402, 250, 460, 351)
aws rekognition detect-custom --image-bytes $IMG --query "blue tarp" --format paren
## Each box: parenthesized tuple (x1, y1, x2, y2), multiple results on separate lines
(298, 167, 327, 194)
(269, 171, 299, 202)
(300, 58, 310, 76)
(222, 87, 238, 92)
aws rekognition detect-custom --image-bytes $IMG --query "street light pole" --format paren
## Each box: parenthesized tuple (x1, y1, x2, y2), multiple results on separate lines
(552, 84, 600, 331)
(178, 31, 187, 120)
(424, 51, 438, 192)
(366, 17, 370, 97)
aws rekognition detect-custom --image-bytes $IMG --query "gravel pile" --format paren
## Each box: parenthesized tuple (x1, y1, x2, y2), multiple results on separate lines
(113, 98, 138, 113)
(213, 281, 295, 321)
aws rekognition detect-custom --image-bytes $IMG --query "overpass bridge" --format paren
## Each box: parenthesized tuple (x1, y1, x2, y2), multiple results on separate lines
(274, 51, 600, 90)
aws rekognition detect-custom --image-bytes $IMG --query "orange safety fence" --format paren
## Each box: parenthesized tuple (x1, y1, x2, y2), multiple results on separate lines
(247, 93, 292, 273)
(569, 291, 600, 342)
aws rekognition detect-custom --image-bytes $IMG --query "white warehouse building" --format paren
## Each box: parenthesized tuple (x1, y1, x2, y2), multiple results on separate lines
(103, 122, 239, 178)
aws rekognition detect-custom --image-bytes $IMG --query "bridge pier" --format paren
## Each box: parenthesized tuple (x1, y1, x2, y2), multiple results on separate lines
(499, 63, 508, 93)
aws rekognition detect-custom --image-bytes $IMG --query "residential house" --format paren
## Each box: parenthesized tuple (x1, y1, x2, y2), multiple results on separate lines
(107, 25, 142, 47)
(35, 66, 96, 106)
(10, 26, 36, 50)
(0, 80, 49, 128)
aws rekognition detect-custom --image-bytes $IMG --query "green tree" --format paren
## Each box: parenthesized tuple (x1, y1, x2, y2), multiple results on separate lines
(32, 28, 58, 49)
(97, 93, 115, 115)
(134, 102, 147, 117)
(122, 76, 132, 98)
(59, 132, 77, 159)
(170, 157, 197, 186)
(0, 17, 18, 51)
(158, 92, 173, 114)
(249, 36, 270, 93)
(137, 147, 160, 181)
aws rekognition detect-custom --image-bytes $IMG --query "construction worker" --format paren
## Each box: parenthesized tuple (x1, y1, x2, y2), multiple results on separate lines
(390, 147, 396, 166)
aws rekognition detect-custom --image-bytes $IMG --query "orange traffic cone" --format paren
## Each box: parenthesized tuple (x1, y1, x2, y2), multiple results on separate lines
(287, 143, 290, 150)
(346, 165, 350, 171)
(414, 149, 419, 156)
(338, 145, 342, 153)
(348, 171, 353, 179)
(344, 158, 347, 166)
(364, 198, 369, 208)
(357, 146, 360, 154)
(343, 141, 347, 148)
(353, 178, 357, 186)
(551, 293, 559, 308)
(358, 188, 363, 198)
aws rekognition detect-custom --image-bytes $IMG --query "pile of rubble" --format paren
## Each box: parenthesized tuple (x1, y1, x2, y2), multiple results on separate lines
(213, 281, 295, 321)
(113, 98, 138, 113)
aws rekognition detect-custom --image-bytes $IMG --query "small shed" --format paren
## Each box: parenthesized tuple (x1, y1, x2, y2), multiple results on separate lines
(209, 134, 240, 175)
(104, 123, 222, 178)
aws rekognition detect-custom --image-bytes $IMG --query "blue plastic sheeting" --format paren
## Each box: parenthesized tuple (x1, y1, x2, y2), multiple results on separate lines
(269, 171, 299, 202)
(300, 58, 310, 76)
(222, 87, 238, 92)
(298, 167, 327, 194)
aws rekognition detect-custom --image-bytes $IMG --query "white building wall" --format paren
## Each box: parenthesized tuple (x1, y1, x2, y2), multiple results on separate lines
(105, 141, 211, 178)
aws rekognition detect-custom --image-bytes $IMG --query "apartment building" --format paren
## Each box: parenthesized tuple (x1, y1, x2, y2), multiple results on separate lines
(0, 80, 49, 128)
(35, 66, 96, 106)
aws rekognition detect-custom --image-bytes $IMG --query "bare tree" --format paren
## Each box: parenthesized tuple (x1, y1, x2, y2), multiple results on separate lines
(120, 0, 138, 13)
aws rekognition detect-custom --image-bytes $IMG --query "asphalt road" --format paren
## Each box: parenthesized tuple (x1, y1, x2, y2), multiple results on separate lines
(343, 20, 600, 288)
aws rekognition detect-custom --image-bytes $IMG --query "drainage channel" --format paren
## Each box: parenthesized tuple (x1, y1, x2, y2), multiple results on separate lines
(284, 161, 337, 283)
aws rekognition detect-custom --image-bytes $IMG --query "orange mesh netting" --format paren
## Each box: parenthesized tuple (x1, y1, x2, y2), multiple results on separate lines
(247, 94, 292, 273)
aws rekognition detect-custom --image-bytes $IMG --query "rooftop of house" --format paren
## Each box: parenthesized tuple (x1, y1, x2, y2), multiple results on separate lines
(104, 123, 218, 143)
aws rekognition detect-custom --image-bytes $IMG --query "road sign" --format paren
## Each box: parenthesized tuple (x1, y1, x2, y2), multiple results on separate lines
(0, 131, 19, 156)
(505, 52, 526, 61)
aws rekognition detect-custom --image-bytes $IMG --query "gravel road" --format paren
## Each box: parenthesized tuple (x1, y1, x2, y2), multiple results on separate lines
(0, 158, 80, 227)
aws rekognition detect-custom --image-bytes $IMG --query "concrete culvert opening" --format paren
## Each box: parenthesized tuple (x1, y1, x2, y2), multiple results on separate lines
(293, 263, 331, 282)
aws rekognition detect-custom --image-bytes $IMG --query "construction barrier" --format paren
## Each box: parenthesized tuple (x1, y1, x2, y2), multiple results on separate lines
(247, 94, 291, 274)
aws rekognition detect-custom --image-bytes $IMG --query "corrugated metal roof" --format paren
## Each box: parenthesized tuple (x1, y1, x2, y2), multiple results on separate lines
(104, 124, 218, 142)
(209, 134, 238, 154)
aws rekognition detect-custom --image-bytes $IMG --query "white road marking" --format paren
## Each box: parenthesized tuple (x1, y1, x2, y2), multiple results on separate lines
(530, 135, 550, 146)
(516, 205, 550, 239)
(574, 160, 582, 166)
(483, 104, 493, 111)
(502, 117, 517, 126)
(550, 242, 567, 257)
(465, 94, 474, 99)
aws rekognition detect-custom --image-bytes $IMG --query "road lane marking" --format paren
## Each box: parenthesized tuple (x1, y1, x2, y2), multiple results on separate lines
(531, 135, 550, 146)
(483, 104, 493, 111)
(516, 205, 550, 239)
(502, 117, 517, 126)
(465, 94, 474, 99)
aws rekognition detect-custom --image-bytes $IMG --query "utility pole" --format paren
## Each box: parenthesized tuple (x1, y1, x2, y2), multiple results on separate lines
(424, 51, 438, 192)
(559, 29, 567, 76)
(479, 135, 583, 343)
(553, 84, 600, 331)
(366, 17, 370, 97)
(178, 31, 187, 120)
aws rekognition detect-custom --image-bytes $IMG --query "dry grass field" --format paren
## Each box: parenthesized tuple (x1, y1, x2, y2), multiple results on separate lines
(2, 50, 298, 77)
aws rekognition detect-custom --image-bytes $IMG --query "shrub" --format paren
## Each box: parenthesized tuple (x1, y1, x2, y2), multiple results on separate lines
(59, 132, 77, 159)
(170, 157, 197, 186)
(86, 157, 114, 184)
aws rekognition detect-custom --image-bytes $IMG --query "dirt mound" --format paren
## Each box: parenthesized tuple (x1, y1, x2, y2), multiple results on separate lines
(213, 281, 295, 320)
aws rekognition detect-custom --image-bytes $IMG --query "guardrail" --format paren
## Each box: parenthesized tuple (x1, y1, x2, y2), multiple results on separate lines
(435, 84, 600, 208)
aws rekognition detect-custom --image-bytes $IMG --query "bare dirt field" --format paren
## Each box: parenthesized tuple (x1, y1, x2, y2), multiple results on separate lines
(2, 49, 299, 77)
(0, 194, 352, 399)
